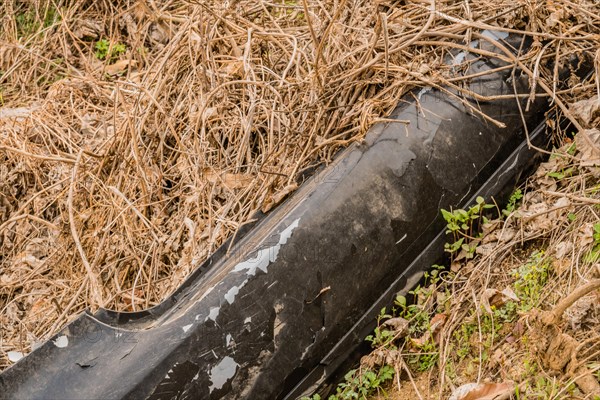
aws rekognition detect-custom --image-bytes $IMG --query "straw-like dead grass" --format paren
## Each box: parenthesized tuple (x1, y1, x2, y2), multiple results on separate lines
(0, 0, 598, 371)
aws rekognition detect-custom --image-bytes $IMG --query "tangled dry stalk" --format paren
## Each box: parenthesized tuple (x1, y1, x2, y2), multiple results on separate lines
(0, 0, 598, 371)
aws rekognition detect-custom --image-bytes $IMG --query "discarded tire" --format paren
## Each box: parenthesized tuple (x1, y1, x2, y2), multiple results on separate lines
(0, 35, 551, 399)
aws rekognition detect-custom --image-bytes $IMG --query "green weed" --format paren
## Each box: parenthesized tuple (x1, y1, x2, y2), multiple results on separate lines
(331, 366, 394, 399)
(547, 166, 575, 180)
(512, 251, 551, 311)
(583, 223, 600, 263)
(453, 320, 476, 359)
(441, 196, 494, 258)
(503, 188, 523, 217)
(493, 300, 517, 323)
(301, 366, 395, 400)
(95, 39, 127, 62)
(15, 6, 59, 38)
(408, 339, 438, 372)
(365, 308, 396, 348)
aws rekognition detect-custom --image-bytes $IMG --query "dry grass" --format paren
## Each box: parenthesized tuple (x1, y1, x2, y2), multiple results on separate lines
(0, 0, 598, 371)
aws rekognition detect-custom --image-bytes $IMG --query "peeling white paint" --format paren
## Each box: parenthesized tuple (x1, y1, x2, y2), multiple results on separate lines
(278, 218, 300, 245)
(233, 247, 271, 276)
(417, 86, 432, 100)
(7, 351, 24, 362)
(452, 30, 508, 66)
(243, 317, 252, 324)
(481, 29, 509, 41)
(300, 346, 311, 360)
(219, 219, 301, 309)
(226, 334, 233, 347)
(53, 335, 68, 348)
(206, 307, 220, 322)
(209, 356, 239, 392)
(225, 283, 245, 305)
(192, 372, 200, 381)
(395, 233, 407, 245)
(233, 219, 300, 276)
(182, 323, 193, 333)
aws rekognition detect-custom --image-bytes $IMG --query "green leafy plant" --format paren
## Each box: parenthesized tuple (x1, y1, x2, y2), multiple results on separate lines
(512, 251, 550, 311)
(365, 308, 395, 348)
(493, 300, 517, 323)
(547, 166, 575, 180)
(409, 338, 439, 372)
(453, 322, 476, 359)
(583, 223, 600, 263)
(442, 196, 494, 258)
(95, 39, 127, 62)
(15, 6, 59, 38)
(452, 297, 518, 363)
(397, 266, 444, 336)
(327, 366, 395, 400)
(503, 188, 523, 217)
(304, 366, 394, 400)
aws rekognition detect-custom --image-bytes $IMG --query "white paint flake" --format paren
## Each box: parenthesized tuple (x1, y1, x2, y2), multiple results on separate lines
(7, 351, 24, 362)
(205, 307, 221, 322)
(209, 356, 239, 392)
(53, 335, 68, 348)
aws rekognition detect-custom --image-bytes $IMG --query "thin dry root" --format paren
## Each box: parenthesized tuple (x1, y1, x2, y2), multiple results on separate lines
(541, 279, 600, 326)
(537, 280, 600, 396)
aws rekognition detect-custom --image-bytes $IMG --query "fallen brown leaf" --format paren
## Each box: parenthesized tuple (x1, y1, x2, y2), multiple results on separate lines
(481, 288, 518, 314)
(575, 129, 600, 165)
(104, 60, 137, 75)
(570, 96, 600, 126)
(451, 382, 515, 400)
